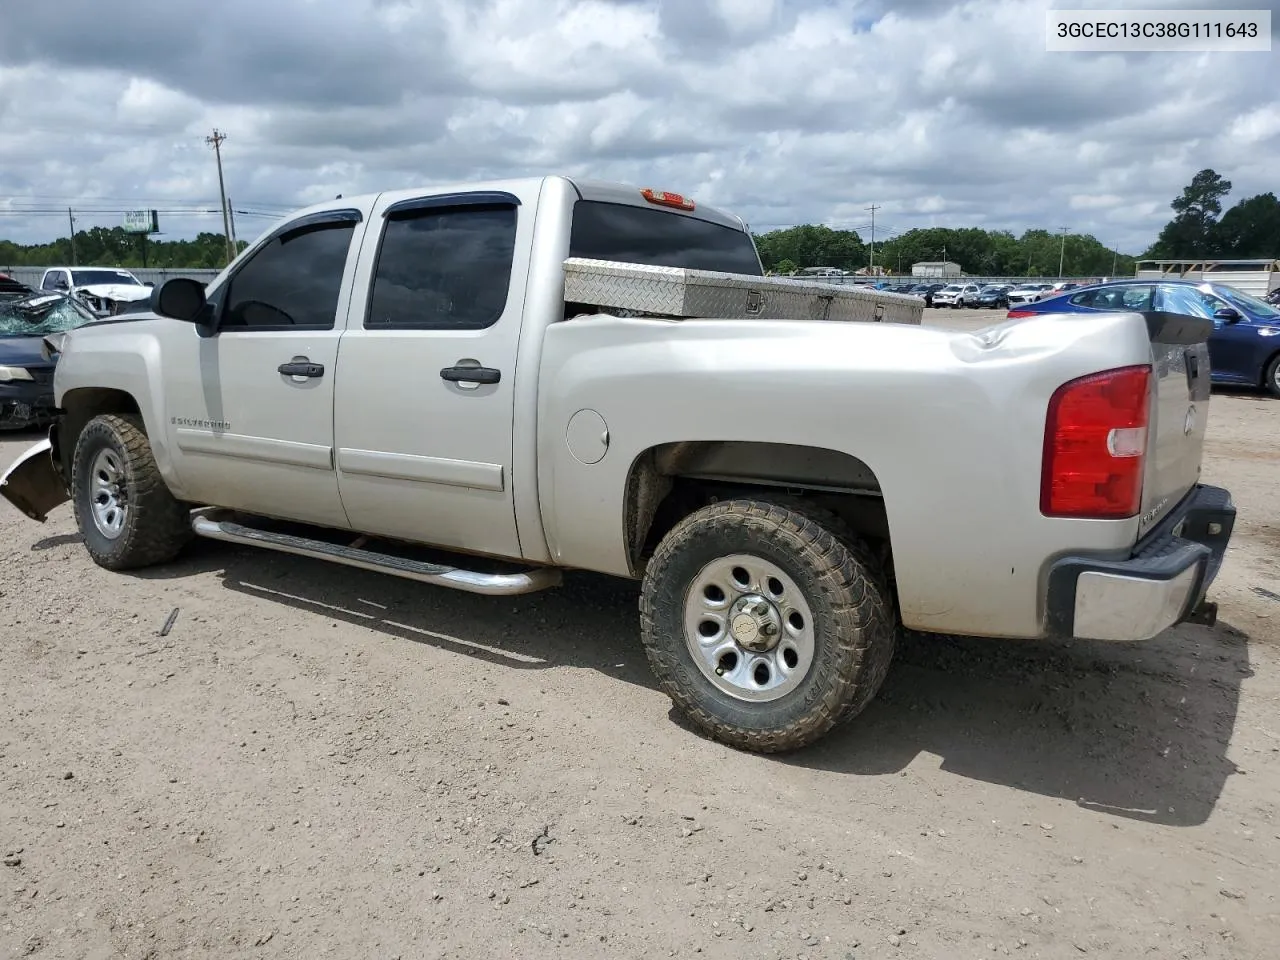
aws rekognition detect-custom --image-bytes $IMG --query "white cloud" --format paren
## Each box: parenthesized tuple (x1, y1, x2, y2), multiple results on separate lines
(0, 0, 1276, 252)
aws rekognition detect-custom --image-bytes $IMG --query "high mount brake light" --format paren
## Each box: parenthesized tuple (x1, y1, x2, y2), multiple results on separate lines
(640, 188, 696, 211)
(1041, 365, 1152, 519)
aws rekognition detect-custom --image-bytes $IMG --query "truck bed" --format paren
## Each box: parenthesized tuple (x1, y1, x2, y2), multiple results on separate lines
(562, 258, 924, 324)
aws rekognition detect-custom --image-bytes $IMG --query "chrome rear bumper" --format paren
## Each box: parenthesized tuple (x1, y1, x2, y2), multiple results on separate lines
(1046, 484, 1235, 642)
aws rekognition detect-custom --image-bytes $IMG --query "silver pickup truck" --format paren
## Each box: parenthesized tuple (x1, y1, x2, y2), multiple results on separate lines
(0, 175, 1235, 753)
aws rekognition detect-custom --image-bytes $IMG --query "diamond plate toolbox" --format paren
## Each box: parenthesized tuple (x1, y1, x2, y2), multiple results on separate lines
(562, 258, 923, 325)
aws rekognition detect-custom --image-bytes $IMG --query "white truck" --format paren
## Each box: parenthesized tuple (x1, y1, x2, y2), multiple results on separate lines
(38, 266, 153, 317)
(1, 176, 1236, 753)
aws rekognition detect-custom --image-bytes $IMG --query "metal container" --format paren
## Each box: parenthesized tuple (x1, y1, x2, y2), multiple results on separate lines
(562, 258, 923, 325)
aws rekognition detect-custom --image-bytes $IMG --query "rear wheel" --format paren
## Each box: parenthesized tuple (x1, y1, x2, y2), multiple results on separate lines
(639, 498, 898, 753)
(1265, 353, 1280, 398)
(71, 413, 192, 570)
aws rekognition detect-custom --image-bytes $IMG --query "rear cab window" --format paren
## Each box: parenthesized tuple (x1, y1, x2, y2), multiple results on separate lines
(568, 200, 762, 276)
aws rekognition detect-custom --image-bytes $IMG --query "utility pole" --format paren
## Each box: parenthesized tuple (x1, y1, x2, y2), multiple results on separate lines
(1111, 247, 1118, 277)
(228, 197, 239, 250)
(67, 208, 78, 266)
(206, 128, 235, 265)
(1057, 226, 1069, 279)
(866, 204, 881, 274)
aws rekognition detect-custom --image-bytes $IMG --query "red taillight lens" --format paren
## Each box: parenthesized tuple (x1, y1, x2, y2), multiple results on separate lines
(1041, 365, 1151, 519)
(1006, 309, 1035, 319)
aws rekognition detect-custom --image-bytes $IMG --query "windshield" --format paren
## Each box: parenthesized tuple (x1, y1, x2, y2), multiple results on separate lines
(569, 200, 763, 275)
(0, 295, 98, 337)
(940, 285, 962, 292)
(1214, 283, 1280, 319)
(72, 269, 141, 287)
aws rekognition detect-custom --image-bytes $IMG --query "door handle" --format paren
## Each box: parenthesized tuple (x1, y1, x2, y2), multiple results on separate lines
(440, 365, 501, 385)
(279, 360, 325, 378)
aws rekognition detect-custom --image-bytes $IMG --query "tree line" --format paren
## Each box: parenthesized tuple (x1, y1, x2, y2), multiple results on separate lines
(0, 228, 247, 271)
(755, 224, 1135, 277)
(754, 169, 1277, 277)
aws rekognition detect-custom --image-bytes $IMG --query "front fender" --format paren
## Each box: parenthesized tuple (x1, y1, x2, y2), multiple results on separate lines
(0, 434, 70, 522)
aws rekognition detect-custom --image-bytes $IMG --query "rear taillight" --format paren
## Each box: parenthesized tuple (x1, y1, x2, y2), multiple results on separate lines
(1006, 309, 1035, 319)
(1041, 365, 1152, 519)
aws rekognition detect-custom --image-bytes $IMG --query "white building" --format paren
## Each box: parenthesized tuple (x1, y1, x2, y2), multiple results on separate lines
(1134, 259, 1280, 297)
(911, 260, 963, 278)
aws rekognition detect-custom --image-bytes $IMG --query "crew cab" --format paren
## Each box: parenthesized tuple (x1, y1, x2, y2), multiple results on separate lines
(0, 176, 1235, 754)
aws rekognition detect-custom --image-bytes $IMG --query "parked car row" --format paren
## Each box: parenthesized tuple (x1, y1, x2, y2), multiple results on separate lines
(1008, 278, 1280, 397)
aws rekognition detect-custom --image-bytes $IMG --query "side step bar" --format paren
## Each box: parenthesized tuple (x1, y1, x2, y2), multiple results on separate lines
(191, 512, 562, 596)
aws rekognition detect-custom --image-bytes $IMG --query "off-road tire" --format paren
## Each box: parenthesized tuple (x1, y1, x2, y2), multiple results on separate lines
(71, 413, 192, 571)
(639, 498, 898, 753)
(1264, 353, 1280, 399)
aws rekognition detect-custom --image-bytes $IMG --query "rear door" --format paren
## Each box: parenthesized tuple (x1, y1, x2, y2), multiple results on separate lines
(332, 188, 534, 559)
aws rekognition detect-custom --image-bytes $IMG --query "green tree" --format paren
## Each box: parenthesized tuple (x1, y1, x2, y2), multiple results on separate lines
(1214, 192, 1280, 258)
(1146, 168, 1233, 257)
(753, 225, 866, 272)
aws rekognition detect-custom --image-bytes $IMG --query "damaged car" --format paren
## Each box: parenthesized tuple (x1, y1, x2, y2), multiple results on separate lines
(0, 292, 97, 430)
(39, 266, 152, 317)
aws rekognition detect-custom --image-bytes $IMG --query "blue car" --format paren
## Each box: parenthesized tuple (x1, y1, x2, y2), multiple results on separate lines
(1008, 278, 1280, 397)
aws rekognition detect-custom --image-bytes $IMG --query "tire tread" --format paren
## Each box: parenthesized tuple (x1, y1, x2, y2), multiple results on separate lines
(639, 497, 897, 753)
(72, 413, 191, 571)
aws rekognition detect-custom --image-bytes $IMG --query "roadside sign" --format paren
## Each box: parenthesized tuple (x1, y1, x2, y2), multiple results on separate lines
(123, 210, 159, 234)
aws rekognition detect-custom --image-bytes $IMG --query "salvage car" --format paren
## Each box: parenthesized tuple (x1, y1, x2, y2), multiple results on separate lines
(39, 266, 152, 317)
(1007, 282, 1055, 306)
(0, 292, 96, 429)
(0, 273, 34, 301)
(973, 284, 1013, 309)
(0, 176, 1236, 754)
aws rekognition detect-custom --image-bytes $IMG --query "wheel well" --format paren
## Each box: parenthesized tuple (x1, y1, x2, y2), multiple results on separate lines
(56, 388, 142, 474)
(624, 441, 890, 572)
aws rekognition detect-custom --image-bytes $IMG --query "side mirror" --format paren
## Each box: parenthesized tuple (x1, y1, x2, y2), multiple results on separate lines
(144, 281, 155, 288)
(1214, 307, 1241, 323)
(151, 277, 207, 323)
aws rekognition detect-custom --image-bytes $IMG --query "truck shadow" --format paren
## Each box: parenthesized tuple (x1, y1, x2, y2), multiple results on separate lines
(783, 625, 1250, 828)
(135, 539, 1248, 829)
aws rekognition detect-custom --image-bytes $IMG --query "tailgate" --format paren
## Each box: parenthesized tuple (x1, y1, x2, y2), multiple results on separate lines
(1138, 313, 1213, 538)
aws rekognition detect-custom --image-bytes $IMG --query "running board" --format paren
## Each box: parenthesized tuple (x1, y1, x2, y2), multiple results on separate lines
(191, 512, 561, 596)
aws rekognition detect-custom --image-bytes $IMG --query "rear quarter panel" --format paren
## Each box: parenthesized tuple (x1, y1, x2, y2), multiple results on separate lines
(537, 312, 1160, 639)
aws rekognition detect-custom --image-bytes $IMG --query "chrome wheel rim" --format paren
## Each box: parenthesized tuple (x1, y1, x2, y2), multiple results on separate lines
(89, 448, 128, 540)
(683, 554, 816, 703)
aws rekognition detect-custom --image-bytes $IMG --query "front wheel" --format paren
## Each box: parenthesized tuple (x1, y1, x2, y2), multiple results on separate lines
(639, 499, 898, 753)
(71, 413, 193, 570)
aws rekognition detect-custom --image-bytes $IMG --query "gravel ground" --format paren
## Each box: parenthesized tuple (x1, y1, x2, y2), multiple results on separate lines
(2, 308, 1278, 959)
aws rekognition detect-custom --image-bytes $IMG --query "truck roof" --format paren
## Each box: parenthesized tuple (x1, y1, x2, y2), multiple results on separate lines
(282, 175, 749, 233)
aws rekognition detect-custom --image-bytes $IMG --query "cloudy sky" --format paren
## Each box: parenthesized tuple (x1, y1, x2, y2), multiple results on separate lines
(0, 0, 1276, 254)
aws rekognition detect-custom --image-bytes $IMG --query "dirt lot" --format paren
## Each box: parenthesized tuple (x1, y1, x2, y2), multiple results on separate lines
(2, 308, 1278, 960)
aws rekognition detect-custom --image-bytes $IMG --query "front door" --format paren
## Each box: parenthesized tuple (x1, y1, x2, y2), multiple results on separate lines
(333, 188, 535, 559)
(160, 210, 368, 529)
